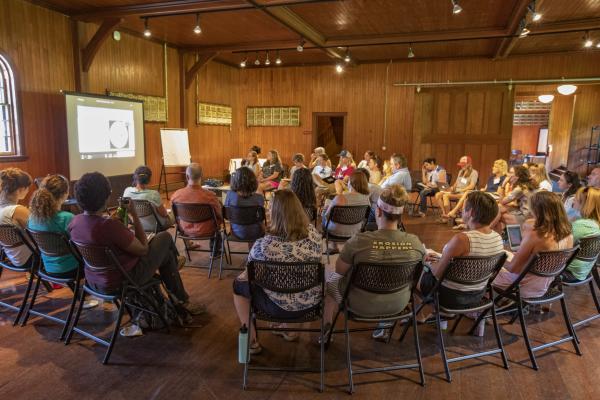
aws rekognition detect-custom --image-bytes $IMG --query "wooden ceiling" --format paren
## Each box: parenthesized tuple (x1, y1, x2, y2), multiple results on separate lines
(35, 0, 600, 67)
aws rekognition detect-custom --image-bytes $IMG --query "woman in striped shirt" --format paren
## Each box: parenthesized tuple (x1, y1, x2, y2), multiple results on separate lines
(420, 191, 505, 309)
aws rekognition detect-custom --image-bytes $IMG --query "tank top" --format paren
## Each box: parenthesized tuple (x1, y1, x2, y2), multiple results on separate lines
(0, 203, 32, 266)
(442, 229, 504, 292)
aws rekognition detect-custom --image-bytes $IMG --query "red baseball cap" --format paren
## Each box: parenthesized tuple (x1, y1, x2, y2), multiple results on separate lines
(457, 156, 472, 167)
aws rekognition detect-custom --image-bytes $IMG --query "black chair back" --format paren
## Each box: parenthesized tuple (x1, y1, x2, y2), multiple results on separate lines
(527, 248, 580, 278)
(223, 205, 265, 226)
(247, 260, 323, 322)
(0, 224, 35, 270)
(26, 229, 72, 259)
(328, 205, 370, 226)
(349, 261, 422, 295)
(574, 235, 600, 264)
(70, 240, 130, 283)
(172, 202, 219, 236)
(442, 253, 508, 286)
(131, 199, 156, 219)
(304, 206, 318, 224)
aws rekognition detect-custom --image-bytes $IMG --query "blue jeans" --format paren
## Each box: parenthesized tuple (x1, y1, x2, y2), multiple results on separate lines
(419, 187, 438, 212)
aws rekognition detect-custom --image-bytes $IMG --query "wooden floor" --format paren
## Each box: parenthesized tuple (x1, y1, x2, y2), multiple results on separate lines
(1, 214, 599, 400)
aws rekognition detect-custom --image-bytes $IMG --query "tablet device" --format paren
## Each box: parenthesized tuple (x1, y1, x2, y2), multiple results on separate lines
(437, 182, 450, 191)
(506, 225, 522, 251)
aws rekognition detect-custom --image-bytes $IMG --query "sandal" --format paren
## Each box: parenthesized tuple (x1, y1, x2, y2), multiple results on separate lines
(436, 217, 449, 224)
(250, 342, 263, 355)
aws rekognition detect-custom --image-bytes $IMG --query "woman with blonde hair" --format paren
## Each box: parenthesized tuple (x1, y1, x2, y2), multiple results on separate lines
(493, 191, 573, 297)
(529, 163, 553, 191)
(243, 150, 261, 176)
(0, 168, 33, 267)
(562, 187, 600, 282)
(232, 190, 322, 354)
(258, 149, 284, 193)
(491, 165, 536, 232)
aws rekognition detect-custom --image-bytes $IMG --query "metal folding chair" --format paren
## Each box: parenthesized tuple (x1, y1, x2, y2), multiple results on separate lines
(66, 240, 170, 364)
(0, 224, 38, 325)
(243, 260, 325, 392)
(172, 202, 223, 278)
(23, 229, 83, 341)
(469, 247, 581, 370)
(221, 205, 266, 279)
(327, 260, 425, 393)
(323, 205, 370, 263)
(130, 199, 170, 234)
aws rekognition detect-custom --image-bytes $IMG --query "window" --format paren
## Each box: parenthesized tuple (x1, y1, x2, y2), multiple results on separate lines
(0, 52, 23, 159)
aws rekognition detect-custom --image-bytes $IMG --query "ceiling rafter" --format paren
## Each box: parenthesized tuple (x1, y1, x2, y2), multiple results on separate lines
(494, 0, 533, 59)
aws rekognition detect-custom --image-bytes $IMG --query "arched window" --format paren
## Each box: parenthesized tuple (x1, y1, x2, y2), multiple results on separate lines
(0, 52, 23, 158)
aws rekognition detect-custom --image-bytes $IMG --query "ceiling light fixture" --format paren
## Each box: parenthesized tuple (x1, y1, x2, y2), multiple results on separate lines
(408, 44, 415, 58)
(240, 53, 247, 68)
(335, 63, 344, 73)
(265, 51, 271, 66)
(143, 18, 151, 37)
(254, 52, 260, 66)
(344, 48, 351, 63)
(451, 0, 462, 14)
(275, 50, 282, 65)
(297, 38, 305, 52)
(518, 19, 530, 38)
(538, 94, 554, 103)
(597, 42, 600, 48)
(193, 13, 202, 34)
(584, 31, 593, 48)
(557, 84, 577, 95)
(528, 1, 542, 22)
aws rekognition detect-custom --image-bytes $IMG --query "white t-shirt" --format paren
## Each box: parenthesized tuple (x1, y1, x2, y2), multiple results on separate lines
(0, 204, 32, 266)
(539, 180, 553, 192)
(312, 165, 332, 179)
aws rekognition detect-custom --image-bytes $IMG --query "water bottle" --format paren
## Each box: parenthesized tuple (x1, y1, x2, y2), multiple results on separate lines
(238, 324, 249, 364)
(116, 197, 129, 225)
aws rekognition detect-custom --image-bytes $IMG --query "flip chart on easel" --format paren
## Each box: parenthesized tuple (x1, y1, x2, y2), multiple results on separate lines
(160, 128, 190, 166)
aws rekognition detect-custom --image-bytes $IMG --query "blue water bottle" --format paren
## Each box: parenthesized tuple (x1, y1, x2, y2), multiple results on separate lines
(238, 324, 249, 363)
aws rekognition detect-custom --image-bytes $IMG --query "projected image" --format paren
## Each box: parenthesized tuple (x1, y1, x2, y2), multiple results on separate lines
(77, 105, 135, 159)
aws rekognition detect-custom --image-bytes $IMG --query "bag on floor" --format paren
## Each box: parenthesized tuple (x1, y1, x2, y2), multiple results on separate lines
(125, 283, 188, 330)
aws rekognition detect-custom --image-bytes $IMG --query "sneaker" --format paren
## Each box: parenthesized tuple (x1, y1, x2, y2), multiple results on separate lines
(119, 323, 143, 337)
(372, 328, 390, 342)
(272, 330, 299, 342)
(182, 301, 207, 315)
(176, 255, 186, 270)
(83, 299, 99, 309)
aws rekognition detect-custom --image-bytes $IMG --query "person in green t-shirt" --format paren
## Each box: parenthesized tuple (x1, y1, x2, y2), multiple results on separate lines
(564, 187, 600, 281)
(28, 175, 79, 276)
(323, 184, 425, 331)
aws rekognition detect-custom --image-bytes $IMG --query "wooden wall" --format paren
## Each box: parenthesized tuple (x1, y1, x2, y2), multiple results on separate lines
(548, 95, 575, 170)
(0, 0, 74, 179)
(512, 125, 542, 156)
(567, 86, 600, 175)
(190, 52, 600, 178)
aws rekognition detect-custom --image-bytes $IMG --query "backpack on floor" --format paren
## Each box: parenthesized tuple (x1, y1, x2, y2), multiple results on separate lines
(125, 283, 189, 330)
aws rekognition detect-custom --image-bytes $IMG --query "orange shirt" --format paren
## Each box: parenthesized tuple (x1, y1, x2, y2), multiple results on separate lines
(171, 185, 223, 237)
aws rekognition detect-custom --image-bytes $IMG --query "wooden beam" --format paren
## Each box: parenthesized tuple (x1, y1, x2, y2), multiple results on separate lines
(531, 17, 600, 34)
(72, 0, 339, 21)
(494, 0, 531, 59)
(81, 18, 122, 72)
(184, 52, 217, 89)
(70, 19, 82, 92)
(179, 49, 186, 125)
(247, 0, 347, 62)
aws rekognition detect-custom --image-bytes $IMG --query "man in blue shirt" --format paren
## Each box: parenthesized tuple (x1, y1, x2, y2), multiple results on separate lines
(382, 153, 412, 191)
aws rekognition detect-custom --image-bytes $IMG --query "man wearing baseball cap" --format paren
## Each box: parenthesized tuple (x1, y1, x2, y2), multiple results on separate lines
(435, 155, 479, 221)
(333, 150, 356, 194)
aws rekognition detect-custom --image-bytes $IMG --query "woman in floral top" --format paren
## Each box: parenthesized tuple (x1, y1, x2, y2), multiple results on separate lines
(233, 190, 322, 355)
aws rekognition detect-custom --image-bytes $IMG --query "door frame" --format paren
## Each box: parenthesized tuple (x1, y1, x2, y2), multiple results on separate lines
(312, 112, 347, 150)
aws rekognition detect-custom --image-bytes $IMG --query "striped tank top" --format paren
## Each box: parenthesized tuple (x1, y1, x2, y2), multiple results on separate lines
(442, 229, 504, 292)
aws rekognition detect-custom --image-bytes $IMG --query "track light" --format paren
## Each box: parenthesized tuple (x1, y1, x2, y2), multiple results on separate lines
(193, 13, 202, 34)
(557, 84, 577, 95)
(344, 48, 351, 63)
(451, 0, 462, 14)
(254, 52, 260, 66)
(528, 1, 541, 22)
(538, 94, 554, 103)
(408, 44, 415, 58)
(335, 63, 344, 73)
(240, 53, 247, 68)
(584, 31, 593, 48)
(143, 18, 151, 37)
(275, 50, 282, 65)
(265, 51, 271, 66)
(297, 38, 305, 52)
(518, 19, 530, 38)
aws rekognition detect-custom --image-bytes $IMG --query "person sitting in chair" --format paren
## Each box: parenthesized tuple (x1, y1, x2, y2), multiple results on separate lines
(0, 168, 33, 268)
(123, 166, 174, 232)
(171, 163, 223, 255)
(258, 149, 284, 193)
(225, 167, 265, 242)
(68, 172, 205, 316)
(413, 157, 446, 217)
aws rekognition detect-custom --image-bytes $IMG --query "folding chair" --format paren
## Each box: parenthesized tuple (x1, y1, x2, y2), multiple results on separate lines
(323, 205, 370, 263)
(221, 205, 266, 279)
(243, 260, 325, 392)
(66, 241, 170, 364)
(304, 206, 318, 226)
(172, 202, 222, 278)
(130, 199, 169, 234)
(561, 235, 600, 329)
(327, 260, 425, 393)
(469, 247, 581, 370)
(22, 229, 83, 341)
(401, 253, 509, 382)
(0, 224, 38, 325)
